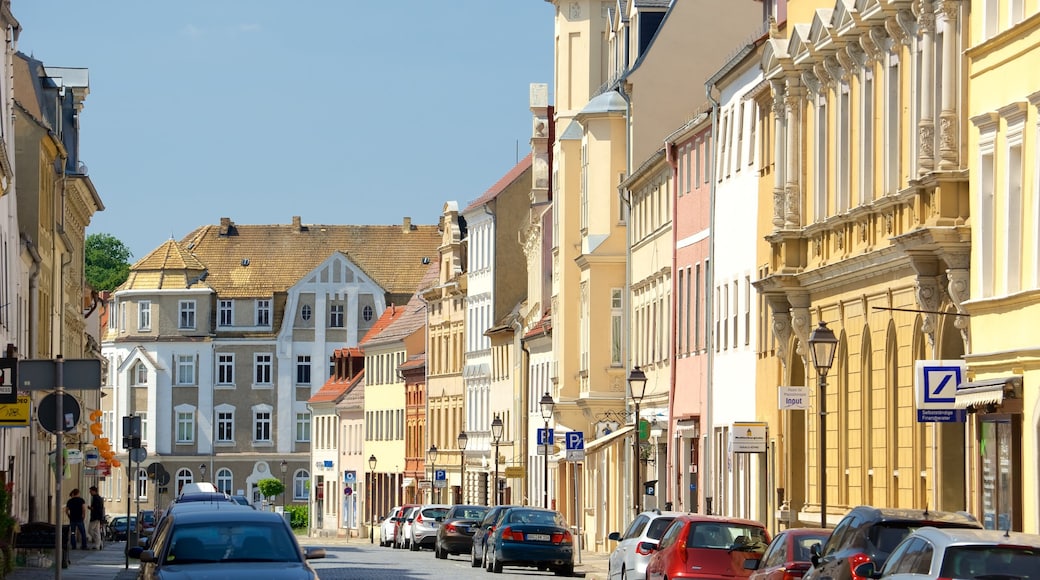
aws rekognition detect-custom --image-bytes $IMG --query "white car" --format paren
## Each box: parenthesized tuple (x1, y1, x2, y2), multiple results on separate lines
(861, 526, 1040, 579)
(380, 506, 401, 547)
(607, 510, 684, 580)
(395, 506, 420, 549)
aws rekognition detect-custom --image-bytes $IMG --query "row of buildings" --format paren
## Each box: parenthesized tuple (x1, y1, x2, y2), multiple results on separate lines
(13, 0, 1040, 555)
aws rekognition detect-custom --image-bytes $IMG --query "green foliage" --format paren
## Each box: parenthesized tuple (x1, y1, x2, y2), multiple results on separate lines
(0, 483, 15, 574)
(85, 233, 132, 291)
(285, 504, 308, 529)
(257, 477, 285, 500)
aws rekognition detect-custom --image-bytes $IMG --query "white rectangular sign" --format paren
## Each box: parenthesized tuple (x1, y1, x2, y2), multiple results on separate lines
(730, 422, 768, 453)
(778, 386, 810, 410)
(914, 360, 967, 423)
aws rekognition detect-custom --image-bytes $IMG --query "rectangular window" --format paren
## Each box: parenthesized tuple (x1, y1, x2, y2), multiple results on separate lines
(695, 263, 702, 351)
(885, 60, 900, 196)
(138, 301, 151, 331)
(139, 412, 149, 440)
(695, 139, 702, 185)
(176, 411, 194, 443)
(296, 413, 311, 443)
(610, 288, 623, 366)
(218, 300, 233, 327)
(119, 302, 126, 331)
(217, 354, 234, 385)
(732, 282, 739, 349)
(677, 271, 685, 355)
(745, 275, 752, 346)
(254, 353, 273, 385)
(255, 299, 271, 326)
(216, 411, 234, 442)
(176, 355, 195, 385)
(330, 304, 344, 328)
(735, 103, 744, 170)
(685, 145, 692, 193)
(296, 355, 312, 385)
(861, 72, 875, 205)
(254, 410, 272, 442)
(178, 300, 196, 330)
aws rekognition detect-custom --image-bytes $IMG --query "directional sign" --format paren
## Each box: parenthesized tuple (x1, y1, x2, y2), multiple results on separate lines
(915, 360, 966, 423)
(19, 359, 102, 391)
(537, 428, 554, 446)
(565, 432, 585, 450)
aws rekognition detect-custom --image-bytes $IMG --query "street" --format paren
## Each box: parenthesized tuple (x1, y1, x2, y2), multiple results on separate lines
(305, 540, 592, 579)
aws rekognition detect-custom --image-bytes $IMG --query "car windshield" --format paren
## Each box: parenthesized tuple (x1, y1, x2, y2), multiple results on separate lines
(506, 510, 563, 526)
(646, 517, 676, 540)
(422, 507, 449, 519)
(939, 545, 1040, 578)
(685, 523, 768, 551)
(455, 507, 488, 520)
(165, 521, 301, 564)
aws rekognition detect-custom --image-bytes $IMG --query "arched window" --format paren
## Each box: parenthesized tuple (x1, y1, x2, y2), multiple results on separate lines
(293, 470, 310, 501)
(216, 468, 233, 496)
(176, 468, 194, 495)
(136, 468, 148, 499)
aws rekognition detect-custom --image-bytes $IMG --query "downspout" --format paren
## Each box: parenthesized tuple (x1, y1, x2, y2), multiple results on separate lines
(511, 316, 529, 508)
(615, 79, 635, 521)
(703, 80, 720, 516)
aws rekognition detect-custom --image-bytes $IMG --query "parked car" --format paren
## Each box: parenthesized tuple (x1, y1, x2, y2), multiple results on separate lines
(804, 506, 983, 580)
(608, 509, 684, 580)
(229, 495, 255, 509)
(408, 504, 450, 551)
(137, 509, 158, 541)
(395, 506, 421, 549)
(644, 514, 770, 580)
(856, 526, 1040, 579)
(128, 502, 325, 579)
(379, 506, 402, 547)
(435, 504, 489, 559)
(483, 507, 574, 576)
(746, 528, 830, 580)
(470, 505, 516, 568)
(107, 515, 137, 542)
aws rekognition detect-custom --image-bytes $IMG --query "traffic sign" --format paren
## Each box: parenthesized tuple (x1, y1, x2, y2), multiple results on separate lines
(37, 392, 80, 434)
(18, 359, 101, 391)
(130, 447, 148, 464)
(915, 360, 967, 423)
(344, 470, 357, 483)
(537, 428, 554, 445)
(434, 469, 447, 488)
(564, 432, 584, 450)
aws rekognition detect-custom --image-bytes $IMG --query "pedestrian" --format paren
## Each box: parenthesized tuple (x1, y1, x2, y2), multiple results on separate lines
(65, 488, 88, 549)
(88, 485, 105, 549)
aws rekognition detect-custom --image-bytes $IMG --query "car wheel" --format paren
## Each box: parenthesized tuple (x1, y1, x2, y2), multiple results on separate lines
(555, 564, 574, 577)
(485, 548, 493, 572)
(491, 553, 503, 574)
(435, 543, 446, 559)
(471, 544, 481, 567)
(409, 537, 419, 551)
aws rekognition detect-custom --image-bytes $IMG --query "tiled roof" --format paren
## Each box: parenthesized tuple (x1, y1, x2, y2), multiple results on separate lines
(524, 311, 552, 339)
(463, 155, 532, 212)
(309, 369, 363, 404)
(121, 218, 441, 299)
(359, 303, 408, 345)
(336, 377, 365, 411)
(121, 239, 211, 291)
(399, 353, 426, 371)
(12, 54, 44, 125)
(362, 262, 438, 348)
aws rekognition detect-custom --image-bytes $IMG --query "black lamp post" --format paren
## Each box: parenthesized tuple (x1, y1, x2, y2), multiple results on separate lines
(199, 463, 206, 483)
(809, 320, 838, 529)
(539, 392, 555, 509)
(280, 459, 288, 506)
(428, 445, 439, 503)
(491, 415, 503, 506)
(457, 431, 468, 504)
(368, 454, 377, 543)
(628, 366, 648, 515)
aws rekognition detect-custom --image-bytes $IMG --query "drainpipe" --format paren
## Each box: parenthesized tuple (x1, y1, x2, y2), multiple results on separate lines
(703, 80, 720, 516)
(615, 80, 635, 521)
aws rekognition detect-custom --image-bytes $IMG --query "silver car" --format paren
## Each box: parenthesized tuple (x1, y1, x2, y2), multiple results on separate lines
(607, 510, 683, 580)
(408, 504, 450, 551)
(860, 526, 1040, 579)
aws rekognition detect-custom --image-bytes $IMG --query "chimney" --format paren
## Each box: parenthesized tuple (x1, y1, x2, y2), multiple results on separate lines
(402, 217, 412, 233)
(219, 217, 233, 236)
(292, 216, 302, 231)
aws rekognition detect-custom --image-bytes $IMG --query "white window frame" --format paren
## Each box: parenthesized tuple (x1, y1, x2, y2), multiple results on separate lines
(175, 404, 196, 444)
(1001, 102, 1027, 294)
(216, 404, 235, 444)
(136, 468, 148, 500)
(972, 112, 999, 298)
(296, 412, 311, 443)
(330, 304, 344, 327)
(138, 301, 151, 331)
(293, 469, 310, 500)
(215, 468, 233, 496)
(178, 300, 196, 330)
(296, 355, 311, 385)
(610, 288, 623, 367)
(252, 404, 273, 444)
(217, 353, 234, 385)
(175, 354, 196, 386)
(255, 299, 271, 326)
(254, 353, 273, 386)
(218, 300, 233, 327)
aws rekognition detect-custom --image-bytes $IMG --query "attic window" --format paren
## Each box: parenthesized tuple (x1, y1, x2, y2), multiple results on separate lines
(422, 257, 431, 265)
(241, 259, 250, 267)
(363, 305, 373, 322)
(301, 305, 312, 321)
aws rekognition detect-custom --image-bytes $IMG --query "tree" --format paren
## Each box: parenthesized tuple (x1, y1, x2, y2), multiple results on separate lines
(85, 233, 132, 291)
(257, 477, 285, 505)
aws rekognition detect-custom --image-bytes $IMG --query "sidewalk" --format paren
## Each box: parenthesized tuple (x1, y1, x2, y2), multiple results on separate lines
(4, 542, 137, 580)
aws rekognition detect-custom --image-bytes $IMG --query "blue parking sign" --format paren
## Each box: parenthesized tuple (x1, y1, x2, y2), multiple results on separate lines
(565, 432, 584, 450)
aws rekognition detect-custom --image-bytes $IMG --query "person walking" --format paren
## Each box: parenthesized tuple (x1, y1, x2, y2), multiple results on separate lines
(65, 488, 88, 549)
(88, 485, 105, 550)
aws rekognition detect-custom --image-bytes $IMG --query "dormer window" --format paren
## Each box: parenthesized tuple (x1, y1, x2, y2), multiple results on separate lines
(363, 305, 374, 322)
(301, 305, 312, 321)
(256, 299, 271, 326)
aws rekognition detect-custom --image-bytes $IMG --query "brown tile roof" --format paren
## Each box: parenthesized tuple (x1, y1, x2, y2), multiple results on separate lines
(399, 353, 425, 372)
(309, 369, 363, 404)
(463, 155, 532, 212)
(121, 239, 210, 291)
(336, 378, 365, 411)
(524, 310, 552, 339)
(121, 218, 441, 299)
(361, 262, 438, 348)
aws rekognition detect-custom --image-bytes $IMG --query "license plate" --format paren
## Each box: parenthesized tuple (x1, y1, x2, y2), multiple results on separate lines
(527, 533, 551, 541)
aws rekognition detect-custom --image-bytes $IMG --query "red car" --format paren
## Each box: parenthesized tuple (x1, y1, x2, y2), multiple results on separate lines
(747, 528, 830, 580)
(645, 514, 770, 580)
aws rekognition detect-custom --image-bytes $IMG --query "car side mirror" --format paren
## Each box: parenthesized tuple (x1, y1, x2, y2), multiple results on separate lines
(128, 547, 145, 560)
(744, 559, 761, 570)
(810, 542, 822, 567)
(304, 547, 326, 560)
(608, 532, 621, 542)
(853, 562, 877, 579)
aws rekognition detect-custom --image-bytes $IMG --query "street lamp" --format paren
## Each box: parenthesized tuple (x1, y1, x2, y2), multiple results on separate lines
(539, 392, 555, 509)
(280, 459, 288, 506)
(628, 366, 648, 514)
(457, 431, 468, 504)
(491, 415, 503, 506)
(199, 463, 206, 483)
(428, 445, 439, 503)
(809, 320, 838, 529)
(368, 454, 377, 544)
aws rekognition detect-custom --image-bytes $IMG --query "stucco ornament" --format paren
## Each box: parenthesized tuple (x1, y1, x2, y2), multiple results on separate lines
(915, 275, 940, 346)
(569, 2, 580, 19)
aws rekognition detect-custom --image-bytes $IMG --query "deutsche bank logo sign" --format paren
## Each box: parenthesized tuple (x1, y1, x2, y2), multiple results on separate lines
(914, 360, 966, 423)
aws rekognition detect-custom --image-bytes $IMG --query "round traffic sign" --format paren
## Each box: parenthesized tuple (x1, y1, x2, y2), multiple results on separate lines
(37, 392, 81, 434)
(130, 447, 148, 463)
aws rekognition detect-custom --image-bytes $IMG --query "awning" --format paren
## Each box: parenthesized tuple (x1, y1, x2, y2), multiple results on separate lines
(584, 425, 635, 454)
(954, 376, 1023, 409)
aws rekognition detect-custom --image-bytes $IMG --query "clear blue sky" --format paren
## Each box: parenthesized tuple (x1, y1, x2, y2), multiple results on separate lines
(15, 1, 555, 260)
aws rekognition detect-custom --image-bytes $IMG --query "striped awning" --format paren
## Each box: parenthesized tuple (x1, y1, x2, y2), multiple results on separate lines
(954, 376, 1023, 409)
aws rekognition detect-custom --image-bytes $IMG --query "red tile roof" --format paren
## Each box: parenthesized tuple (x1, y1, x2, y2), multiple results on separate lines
(309, 369, 364, 404)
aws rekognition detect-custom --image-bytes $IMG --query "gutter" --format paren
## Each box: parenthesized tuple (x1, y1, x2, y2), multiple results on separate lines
(702, 78, 720, 516)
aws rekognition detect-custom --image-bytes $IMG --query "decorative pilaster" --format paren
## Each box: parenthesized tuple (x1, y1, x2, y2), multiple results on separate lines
(938, 0, 961, 170)
(946, 267, 971, 353)
(917, 1, 936, 175)
(784, 79, 804, 229)
(788, 292, 812, 366)
(772, 80, 787, 230)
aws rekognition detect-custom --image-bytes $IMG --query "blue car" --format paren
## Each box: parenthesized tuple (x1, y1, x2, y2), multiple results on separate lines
(484, 507, 574, 576)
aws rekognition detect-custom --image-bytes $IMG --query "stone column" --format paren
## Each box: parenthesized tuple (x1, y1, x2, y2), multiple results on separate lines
(938, 0, 961, 170)
(917, 1, 936, 175)
(772, 80, 787, 230)
(784, 79, 803, 229)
